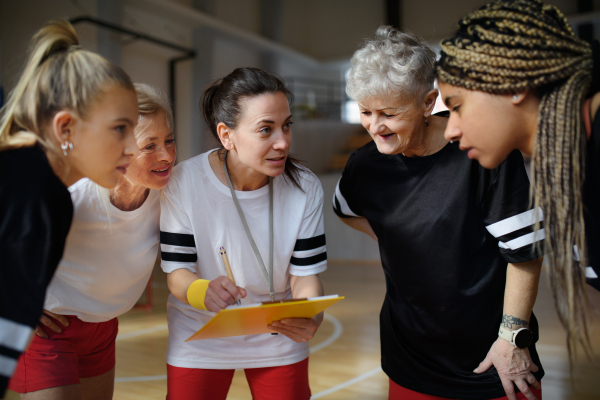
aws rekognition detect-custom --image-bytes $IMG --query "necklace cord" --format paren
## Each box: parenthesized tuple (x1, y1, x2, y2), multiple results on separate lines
(223, 151, 275, 300)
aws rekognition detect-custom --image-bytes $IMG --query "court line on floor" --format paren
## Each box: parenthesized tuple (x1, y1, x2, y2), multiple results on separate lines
(115, 324, 168, 341)
(115, 374, 168, 382)
(114, 314, 343, 383)
(310, 313, 342, 354)
(310, 366, 383, 399)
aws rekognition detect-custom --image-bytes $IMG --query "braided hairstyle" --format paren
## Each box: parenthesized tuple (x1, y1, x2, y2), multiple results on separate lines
(437, 0, 594, 360)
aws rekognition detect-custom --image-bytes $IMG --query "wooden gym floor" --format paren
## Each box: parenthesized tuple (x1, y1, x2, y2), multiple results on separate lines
(5, 260, 600, 400)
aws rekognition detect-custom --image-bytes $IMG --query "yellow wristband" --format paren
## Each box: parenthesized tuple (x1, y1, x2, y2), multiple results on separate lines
(187, 279, 210, 310)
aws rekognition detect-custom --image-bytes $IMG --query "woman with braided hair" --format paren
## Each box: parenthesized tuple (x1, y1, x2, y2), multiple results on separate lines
(437, 0, 599, 369)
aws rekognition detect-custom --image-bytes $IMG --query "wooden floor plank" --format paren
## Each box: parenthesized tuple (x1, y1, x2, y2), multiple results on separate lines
(4, 262, 600, 399)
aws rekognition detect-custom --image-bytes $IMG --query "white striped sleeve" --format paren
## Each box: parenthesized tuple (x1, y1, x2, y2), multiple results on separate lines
(332, 177, 360, 218)
(586, 267, 598, 279)
(573, 246, 599, 284)
(485, 207, 545, 261)
(481, 150, 544, 263)
(0, 317, 33, 379)
(486, 208, 545, 251)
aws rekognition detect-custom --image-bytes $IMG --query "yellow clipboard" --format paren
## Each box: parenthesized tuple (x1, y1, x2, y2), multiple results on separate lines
(185, 295, 344, 341)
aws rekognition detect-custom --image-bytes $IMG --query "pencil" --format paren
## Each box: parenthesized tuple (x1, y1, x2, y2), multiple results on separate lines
(220, 247, 241, 306)
(220, 246, 236, 285)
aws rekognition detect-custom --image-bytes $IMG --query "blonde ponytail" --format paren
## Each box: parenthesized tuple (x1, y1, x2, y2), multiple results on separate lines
(0, 21, 134, 157)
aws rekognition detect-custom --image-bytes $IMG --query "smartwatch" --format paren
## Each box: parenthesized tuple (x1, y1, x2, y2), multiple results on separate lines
(498, 326, 533, 349)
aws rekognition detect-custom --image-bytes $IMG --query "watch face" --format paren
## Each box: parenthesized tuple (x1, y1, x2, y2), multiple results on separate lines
(515, 329, 533, 349)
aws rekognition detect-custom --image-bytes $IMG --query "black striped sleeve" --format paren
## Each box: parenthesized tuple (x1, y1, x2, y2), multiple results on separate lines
(160, 231, 198, 264)
(291, 252, 327, 266)
(291, 234, 327, 269)
(160, 231, 195, 247)
(294, 234, 326, 251)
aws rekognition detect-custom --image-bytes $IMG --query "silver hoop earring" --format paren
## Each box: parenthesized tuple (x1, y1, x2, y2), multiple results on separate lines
(61, 141, 73, 156)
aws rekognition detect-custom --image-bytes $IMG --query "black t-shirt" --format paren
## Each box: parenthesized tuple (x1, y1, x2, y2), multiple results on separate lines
(0, 145, 73, 395)
(333, 141, 544, 399)
(584, 107, 600, 290)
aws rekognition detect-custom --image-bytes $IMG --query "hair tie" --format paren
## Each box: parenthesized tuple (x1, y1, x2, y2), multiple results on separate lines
(41, 43, 80, 65)
(589, 40, 600, 95)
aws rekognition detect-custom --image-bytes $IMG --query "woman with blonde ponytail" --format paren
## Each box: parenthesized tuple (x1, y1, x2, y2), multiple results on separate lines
(437, 0, 599, 388)
(0, 21, 138, 396)
(8, 84, 176, 400)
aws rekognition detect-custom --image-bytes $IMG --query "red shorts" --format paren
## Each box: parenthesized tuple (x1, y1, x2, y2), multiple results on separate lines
(8, 316, 118, 393)
(389, 379, 542, 400)
(166, 357, 311, 400)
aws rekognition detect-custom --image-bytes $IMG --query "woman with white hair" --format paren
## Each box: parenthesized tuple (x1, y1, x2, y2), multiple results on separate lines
(334, 26, 545, 400)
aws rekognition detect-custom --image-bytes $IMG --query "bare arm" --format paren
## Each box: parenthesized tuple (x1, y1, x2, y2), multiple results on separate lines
(339, 216, 378, 241)
(475, 257, 543, 400)
(166, 268, 198, 305)
(269, 274, 325, 342)
(290, 274, 324, 298)
(167, 268, 246, 311)
(503, 258, 542, 330)
(291, 274, 325, 326)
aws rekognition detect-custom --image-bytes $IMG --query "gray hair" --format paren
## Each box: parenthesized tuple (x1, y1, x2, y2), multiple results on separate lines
(133, 83, 174, 136)
(346, 26, 436, 104)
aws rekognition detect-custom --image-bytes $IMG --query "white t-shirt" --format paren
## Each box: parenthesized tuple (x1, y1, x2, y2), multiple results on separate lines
(44, 178, 160, 322)
(160, 150, 327, 369)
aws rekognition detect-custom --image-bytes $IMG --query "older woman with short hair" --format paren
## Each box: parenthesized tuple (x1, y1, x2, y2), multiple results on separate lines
(334, 26, 545, 400)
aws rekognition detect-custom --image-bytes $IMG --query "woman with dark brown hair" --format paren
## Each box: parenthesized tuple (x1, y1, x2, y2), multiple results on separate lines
(160, 67, 327, 400)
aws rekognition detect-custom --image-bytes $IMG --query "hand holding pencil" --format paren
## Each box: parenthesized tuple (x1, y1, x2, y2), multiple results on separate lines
(202, 247, 247, 312)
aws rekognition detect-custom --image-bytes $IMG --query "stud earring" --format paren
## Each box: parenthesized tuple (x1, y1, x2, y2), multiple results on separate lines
(450, 140, 453, 144)
(513, 94, 518, 101)
(61, 140, 73, 156)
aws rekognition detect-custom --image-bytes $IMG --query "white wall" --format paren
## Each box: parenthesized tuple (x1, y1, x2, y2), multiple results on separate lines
(0, 0, 98, 90)
(403, 0, 578, 44)
(1, 0, 596, 263)
(280, 0, 386, 61)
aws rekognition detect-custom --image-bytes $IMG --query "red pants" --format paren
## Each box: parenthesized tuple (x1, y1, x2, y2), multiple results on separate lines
(166, 357, 310, 400)
(8, 316, 118, 393)
(389, 379, 542, 400)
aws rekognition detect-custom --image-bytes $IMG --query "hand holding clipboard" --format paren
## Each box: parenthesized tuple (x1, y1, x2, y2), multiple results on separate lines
(186, 295, 344, 342)
(186, 247, 344, 342)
